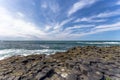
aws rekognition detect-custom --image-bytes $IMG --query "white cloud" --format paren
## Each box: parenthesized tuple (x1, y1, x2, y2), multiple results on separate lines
(116, 0, 120, 5)
(96, 9, 120, 18)
(75, 17, 106, 23)
(39, 18, 74, 40)
(86, 22, 120, 35)
(0, 6, 74, 40)
(94, 22, 120, 29)
(65, 25, 95, 31)
(1, 6, 120, 40)
(42, 20, 120, 40)
(0, 1, 120, 40)
(41, 2, 48, 8)
(53, 18, 73, 30)
(41, 0, 60, 13)
(0, 7, 46, 40)
(68, 0, 97, 16)
(75, 9, 120, 23)
(16, 12, 25, 18)
(44, 25, 52, 31)
(69, 22, 120, 38)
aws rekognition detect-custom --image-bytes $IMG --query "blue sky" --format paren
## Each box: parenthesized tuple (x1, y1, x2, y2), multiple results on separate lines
(0, 0, 120, 40)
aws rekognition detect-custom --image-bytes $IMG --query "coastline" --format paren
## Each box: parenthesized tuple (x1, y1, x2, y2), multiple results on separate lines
(0, 46, 120, 80)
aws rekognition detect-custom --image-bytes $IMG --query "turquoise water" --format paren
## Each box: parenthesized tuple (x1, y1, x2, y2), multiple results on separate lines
(0, 41, 120, 60)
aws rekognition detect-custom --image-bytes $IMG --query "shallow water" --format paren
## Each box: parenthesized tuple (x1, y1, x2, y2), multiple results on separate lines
(0, 41, 120, 59)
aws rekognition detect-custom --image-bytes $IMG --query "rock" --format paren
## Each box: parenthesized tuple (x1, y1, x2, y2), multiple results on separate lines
(14, 76, 21, 80)
(79, 65, 89, 75)
(36, 72, 47, 80)
(100, 75, 106, 80)
(61, 72, 68, 78)
(0, 46, 120, 80)
(65, 61, 75, 69)
(79, 75, 89, 80)
(66, 74, 78, 80)
(35, 67, 54, 80)
(7, 76, 16, 80)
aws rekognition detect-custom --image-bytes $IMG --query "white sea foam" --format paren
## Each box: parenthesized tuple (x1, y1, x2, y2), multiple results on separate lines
(103, 42, 120, 44)
(0, 49, 65, 60)
(39, 45, 50, 49)
(76, 42, 120, 44)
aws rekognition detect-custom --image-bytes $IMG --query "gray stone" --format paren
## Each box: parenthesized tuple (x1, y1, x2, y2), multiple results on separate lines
(66, 74, 78, 80)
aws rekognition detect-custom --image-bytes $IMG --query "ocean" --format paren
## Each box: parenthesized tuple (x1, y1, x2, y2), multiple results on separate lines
(0, 41, 120, 60)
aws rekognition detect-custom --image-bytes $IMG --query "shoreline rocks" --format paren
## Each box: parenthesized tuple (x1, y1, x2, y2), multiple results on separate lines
(0, 46, 120, 80)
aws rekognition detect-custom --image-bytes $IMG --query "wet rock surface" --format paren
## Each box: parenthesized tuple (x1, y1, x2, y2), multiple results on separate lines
(0, 46, 120, 80)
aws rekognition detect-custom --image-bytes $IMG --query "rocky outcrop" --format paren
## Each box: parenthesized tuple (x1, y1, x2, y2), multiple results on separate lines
(0, 46, 120, 80)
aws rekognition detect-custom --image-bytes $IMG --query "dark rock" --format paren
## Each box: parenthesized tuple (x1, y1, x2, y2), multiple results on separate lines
(35, 67, 54, 80)
(100, 75, 106, 80)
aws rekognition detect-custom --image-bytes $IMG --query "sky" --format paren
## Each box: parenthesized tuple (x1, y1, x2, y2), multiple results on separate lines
(0, 0, 120, 40)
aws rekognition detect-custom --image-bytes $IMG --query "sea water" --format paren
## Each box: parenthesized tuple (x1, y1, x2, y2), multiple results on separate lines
(0, 41, 120, 60)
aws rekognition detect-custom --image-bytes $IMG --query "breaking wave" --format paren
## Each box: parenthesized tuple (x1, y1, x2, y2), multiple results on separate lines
(76, 42, 120, 44)
(0, 49, 65, 60)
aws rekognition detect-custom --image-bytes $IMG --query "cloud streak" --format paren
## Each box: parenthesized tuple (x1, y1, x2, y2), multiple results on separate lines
(95, 9, 120, 18)
(74, 9, 120, 23)
(68, 0, 97, 16)
(69, 22, 120, 39)
(53, 18, 73, 30)
(75, 17, 106, 23)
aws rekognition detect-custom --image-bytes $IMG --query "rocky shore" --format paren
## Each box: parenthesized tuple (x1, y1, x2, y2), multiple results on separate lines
(0, 46, 120, 80)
